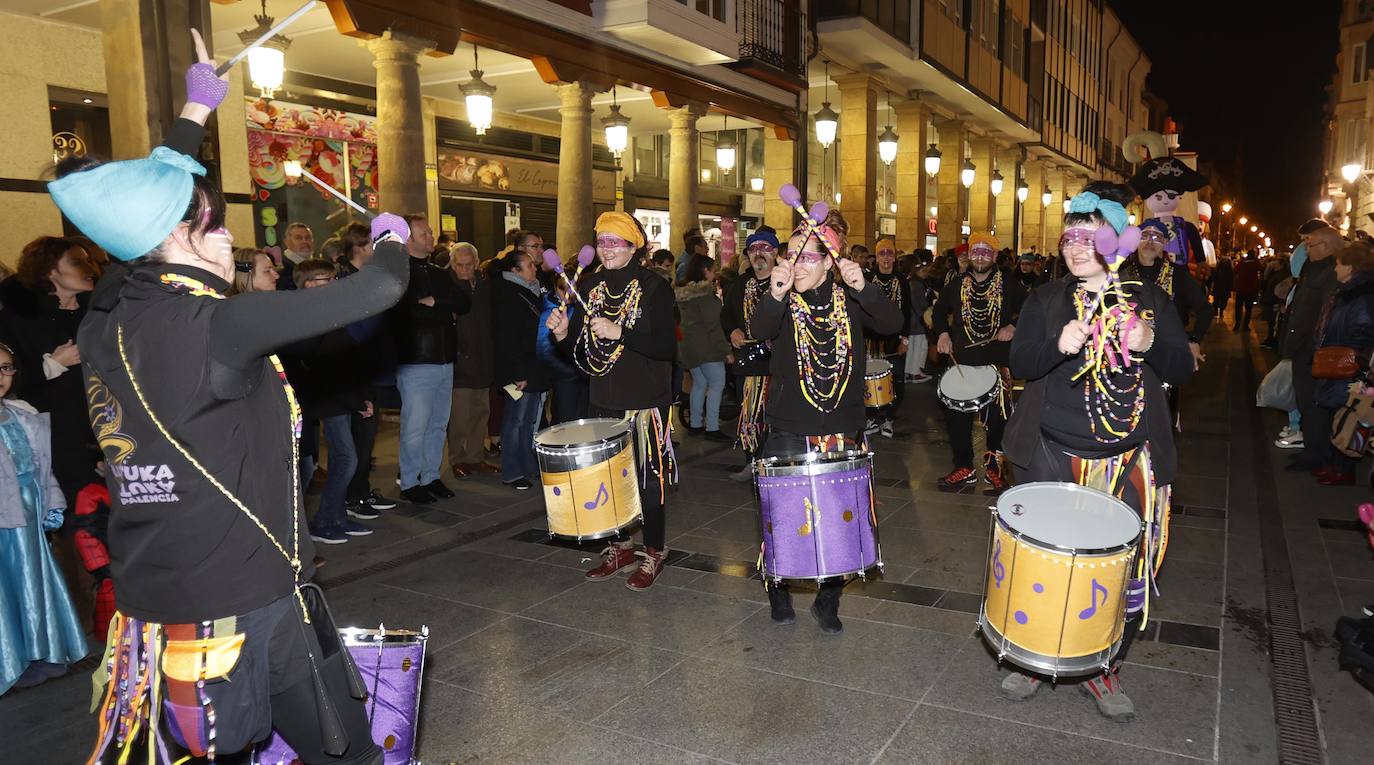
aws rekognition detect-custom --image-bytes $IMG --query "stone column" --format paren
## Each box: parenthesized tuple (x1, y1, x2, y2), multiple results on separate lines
(367, 32, 432, 216)
(668, 104, 706, 253)
(968, 136, 994, 233)
(101, 0, 205, 158)
(556, 82, 597, 260)
(763, 131, 796, 232)
(835, 73, 878, 250)
(935, 119, 966, 252)
(893, 99, 929, 252)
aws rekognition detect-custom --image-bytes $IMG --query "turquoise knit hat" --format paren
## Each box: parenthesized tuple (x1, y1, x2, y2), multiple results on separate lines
(48, 147, 207, 261)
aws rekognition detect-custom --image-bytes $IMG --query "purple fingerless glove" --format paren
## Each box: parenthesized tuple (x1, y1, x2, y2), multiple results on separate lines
(186, 63, 229, 110)
(371, 213, 409, 244)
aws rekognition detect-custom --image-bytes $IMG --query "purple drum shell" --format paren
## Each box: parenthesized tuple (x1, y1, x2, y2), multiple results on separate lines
(254, 633, 426, 765)
(758, 461, 879, 579)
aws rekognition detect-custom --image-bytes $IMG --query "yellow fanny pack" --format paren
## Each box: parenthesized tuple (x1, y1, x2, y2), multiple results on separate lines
(160, 632, 245, 682)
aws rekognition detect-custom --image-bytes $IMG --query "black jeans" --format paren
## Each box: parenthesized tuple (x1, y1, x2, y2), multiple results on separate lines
(551, 378, 590, 425)
(346, 409, 379, 503)
(590, 404, 668, 550)
(1294, 353, 1330, 466)
(1233, 294, 1255, 328)
(944, 403, 1007, 469)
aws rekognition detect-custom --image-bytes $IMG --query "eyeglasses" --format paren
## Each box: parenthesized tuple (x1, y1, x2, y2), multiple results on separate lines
(747, 244, 776, 255)
(1139, 231, 1168, 244)
(0, 364, 16, 376)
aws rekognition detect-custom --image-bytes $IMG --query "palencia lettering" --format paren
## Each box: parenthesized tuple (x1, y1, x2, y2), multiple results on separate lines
(114, 463, 180, 504)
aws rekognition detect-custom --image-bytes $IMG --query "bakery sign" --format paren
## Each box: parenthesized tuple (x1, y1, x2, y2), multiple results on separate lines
(436, 148, 615, 203)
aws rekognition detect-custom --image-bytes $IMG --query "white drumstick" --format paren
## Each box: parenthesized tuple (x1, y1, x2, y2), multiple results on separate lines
(285, 160, 372, 219)
(216, 1, 318, 76)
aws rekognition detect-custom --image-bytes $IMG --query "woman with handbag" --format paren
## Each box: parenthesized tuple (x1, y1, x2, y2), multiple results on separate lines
(1312, 243, 1374, 485)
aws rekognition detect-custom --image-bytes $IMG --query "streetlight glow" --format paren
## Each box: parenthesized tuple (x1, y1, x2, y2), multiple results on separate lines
(1343, 163, 1363, 183)
(1221, 202, 1233, 214)
(1239, 216, 1248, 225)
(960, 159, 976, 189)
(1319, 199, 1334, 215)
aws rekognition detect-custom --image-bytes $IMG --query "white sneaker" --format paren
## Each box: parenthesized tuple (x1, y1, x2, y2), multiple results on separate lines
(1275, 432, 1304, 449)
(864, 418, 880, 435)
(1277, 425, 1296, 440)
(880, 421, 895, 438)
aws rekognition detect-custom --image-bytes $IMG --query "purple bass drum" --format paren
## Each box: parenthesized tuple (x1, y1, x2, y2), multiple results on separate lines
(757, 451, 882, 580)
(254, 627, 428, 765)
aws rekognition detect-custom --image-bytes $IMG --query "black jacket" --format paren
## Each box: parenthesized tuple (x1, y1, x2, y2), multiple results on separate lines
(452, 275, 493, 389)
(78, 246, 408, 624)
(1003, 277, 1193, 483)
(1123, 258, 1213, 342)
(557, 261, 676, 411)
(865, 270, 912, 355)
(282, 326, 370, 420)
(720, 273, 772, 377)
(1284, 257, 1339, 361)
(749, 274, 904, 436)
(390, 255, 470, 365)
(931, 269, 1027, 367)
(1316, 273, 1374, 408)
(490, 274, 551, 393)
(0, 278, 98, 501)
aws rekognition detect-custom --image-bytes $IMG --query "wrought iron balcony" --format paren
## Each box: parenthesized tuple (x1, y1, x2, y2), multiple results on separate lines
(731, 0, 810, 90)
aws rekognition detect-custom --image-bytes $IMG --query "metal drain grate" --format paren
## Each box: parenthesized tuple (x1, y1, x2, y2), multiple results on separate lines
(1246, 358, 1325, 764)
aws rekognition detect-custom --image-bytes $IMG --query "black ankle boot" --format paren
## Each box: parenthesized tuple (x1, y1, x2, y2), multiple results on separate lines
(810, 585, 843, 635)
(767, 583, 795, 625)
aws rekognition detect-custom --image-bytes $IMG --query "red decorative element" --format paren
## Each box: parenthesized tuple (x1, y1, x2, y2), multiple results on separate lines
(73, 482, 116, 638)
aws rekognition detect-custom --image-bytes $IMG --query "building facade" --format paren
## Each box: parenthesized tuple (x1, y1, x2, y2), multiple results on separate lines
(1324, 0, 1374, 237)
(0, 0, 1167, 269)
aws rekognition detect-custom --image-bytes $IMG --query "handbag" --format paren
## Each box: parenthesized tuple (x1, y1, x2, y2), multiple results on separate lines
(1313, 345, 1361, 380)
(1332, 382, 1374, 458)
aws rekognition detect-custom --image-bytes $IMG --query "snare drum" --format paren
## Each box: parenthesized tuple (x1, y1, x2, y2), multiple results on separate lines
(937, 364, 1001, 412)
(254, 627, 429, 765)
(756, 452, 881, 581)
(864, 358, 895, 407)
(979, 482, 1142, 678)
(535, 418, 642, 540)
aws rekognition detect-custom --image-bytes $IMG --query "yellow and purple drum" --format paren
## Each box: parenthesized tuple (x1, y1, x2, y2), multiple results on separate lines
(863, 358, 894, 407)
(535, 418, 642, 540)
(979, 482, 1142, 678)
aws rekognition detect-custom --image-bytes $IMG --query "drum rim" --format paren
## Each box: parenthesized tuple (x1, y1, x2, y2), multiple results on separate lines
(937, 365, 1001, 395)
(993, 482, 1142, 555)
(755, 450, 872, 476)
(978, 615, 1120, 677)
(864, 358, 893, 378)
(337, 626, 430, 643)
(534, 417, 632, 449)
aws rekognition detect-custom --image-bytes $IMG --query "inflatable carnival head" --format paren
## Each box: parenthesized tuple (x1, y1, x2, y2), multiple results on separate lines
(1123, 130, 1208, 266)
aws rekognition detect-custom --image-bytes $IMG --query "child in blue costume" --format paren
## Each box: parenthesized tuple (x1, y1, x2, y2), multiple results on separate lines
(0, 342, 87, 694)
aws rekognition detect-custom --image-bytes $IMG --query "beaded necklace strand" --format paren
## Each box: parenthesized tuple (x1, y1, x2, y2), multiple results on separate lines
(960, 270, 1004, 343)
(788, 281, 852, 412)
(1072, 284, 1147, 443)
(575, 276, 644, 377)
(874, 271, 903, 307)
(1129, 259, 1174, 298)
(742, 277, 767, 339)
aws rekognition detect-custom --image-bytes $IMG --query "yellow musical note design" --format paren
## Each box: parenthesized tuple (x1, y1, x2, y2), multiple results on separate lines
(798, 497, 819, 536)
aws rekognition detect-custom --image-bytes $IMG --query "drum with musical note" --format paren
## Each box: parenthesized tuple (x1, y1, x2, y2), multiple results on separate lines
(756, 451, 880, 581)
(979, 482, 1142, 678)
(863, 358, 895, 407)
(535, 418, 643, 540)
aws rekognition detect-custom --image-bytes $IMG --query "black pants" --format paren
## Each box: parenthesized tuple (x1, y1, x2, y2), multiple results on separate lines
(758, 430, 855, 596)
(1294, 354, 1330, 466)
(135, 592, 381, 765)
(1233, 294, 1255, 329)
(591, 404, 668, 550)
(345, 410, 379, 503)
(551, 379, 590, 425)
(944, 403, 1007, 469)
(1213, 292, 1229, 316)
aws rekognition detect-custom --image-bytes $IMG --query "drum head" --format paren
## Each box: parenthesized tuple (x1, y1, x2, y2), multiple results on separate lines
(757, 450, 871, 477)
(996, 482, 1140, 552)
(937, 364, 999, 399)
(535, 418, 629, 447)
(866, 358, 892, 377)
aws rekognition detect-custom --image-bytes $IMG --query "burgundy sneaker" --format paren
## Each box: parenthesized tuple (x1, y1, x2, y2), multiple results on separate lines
(939, 466, 978, 488)
(625, 548, 668, 591)
(586, 541, 637, 580)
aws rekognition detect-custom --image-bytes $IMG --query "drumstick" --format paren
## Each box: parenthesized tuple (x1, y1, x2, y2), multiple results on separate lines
(284, 161, 373, 219)
(541, 249, 590, 313)
(216, 1, 318, 76)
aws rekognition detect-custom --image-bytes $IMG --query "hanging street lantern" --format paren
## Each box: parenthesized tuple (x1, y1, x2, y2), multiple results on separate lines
(990, 168, 1004, 197)
(960, 158, 975, 189)
(237, 0, 291, 99)
(601, 88, 630, 160)
(462, 46, 497, 136)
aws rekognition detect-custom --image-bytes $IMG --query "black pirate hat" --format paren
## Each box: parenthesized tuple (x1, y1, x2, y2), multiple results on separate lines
(1129, 156, 1208, 198)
